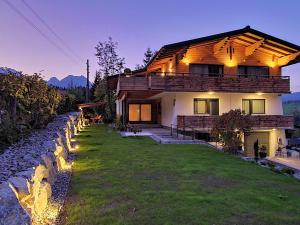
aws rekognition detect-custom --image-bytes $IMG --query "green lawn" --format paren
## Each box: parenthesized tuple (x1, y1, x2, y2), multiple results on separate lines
(62, 125, 300, 225)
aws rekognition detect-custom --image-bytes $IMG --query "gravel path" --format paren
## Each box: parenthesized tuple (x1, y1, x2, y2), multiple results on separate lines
(0, 114, 71, 184)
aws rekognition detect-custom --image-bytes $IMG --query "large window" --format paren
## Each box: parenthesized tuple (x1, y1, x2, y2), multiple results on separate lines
(242, 99, 265, 114)
(129, 104, 151, 122)
(238, 66, 269, 77)
(189, 64, 223, 76)
(194, 99, 219, 115)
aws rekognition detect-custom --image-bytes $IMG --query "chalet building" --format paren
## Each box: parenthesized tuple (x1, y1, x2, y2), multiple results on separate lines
(109, 26, 300, 157)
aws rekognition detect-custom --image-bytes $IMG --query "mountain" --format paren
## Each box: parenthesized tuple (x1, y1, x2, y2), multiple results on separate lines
(0, 67, 21, 75)
(282, 92, 300, 102)
(47, 75, 91, 88)
(48, 77, 60, 86)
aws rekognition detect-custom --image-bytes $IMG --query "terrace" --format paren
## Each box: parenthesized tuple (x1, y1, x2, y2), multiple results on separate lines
(117, 73, 290, 94)
(177, 115, 294, 130)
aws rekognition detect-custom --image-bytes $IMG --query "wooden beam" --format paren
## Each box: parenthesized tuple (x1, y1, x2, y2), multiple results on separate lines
(213, 37, 229, 55)
(278, 52, 300, 66)
(245, 39, 264, 57)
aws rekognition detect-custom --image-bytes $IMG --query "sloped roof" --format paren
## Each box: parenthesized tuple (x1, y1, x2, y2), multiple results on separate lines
(148, 26, 300, 67)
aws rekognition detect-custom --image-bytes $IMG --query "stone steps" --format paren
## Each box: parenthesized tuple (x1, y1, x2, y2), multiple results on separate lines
(150, 133, 215, 148)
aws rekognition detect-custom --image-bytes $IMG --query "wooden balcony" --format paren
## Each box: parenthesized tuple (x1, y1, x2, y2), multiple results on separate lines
(177, 115, 294, 130)
(118, 73, 290, 94)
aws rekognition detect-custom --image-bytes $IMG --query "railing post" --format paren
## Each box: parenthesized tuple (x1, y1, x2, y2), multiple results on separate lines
(148, 74, 151, 89)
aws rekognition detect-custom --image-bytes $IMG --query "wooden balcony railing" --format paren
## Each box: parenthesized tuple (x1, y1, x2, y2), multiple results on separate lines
(177, 115, 294, 130)
(118, 73, 290, 93)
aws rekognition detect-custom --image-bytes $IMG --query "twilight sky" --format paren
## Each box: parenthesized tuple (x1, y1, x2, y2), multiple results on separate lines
(1, 0, 300, 91)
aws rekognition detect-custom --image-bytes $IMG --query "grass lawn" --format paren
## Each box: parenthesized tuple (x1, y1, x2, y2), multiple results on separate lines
(62, 125, 300, 225)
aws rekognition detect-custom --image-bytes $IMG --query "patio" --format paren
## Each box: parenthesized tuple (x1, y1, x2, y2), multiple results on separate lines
(267, 156, 300, 171)
(121, 127, 215, 145)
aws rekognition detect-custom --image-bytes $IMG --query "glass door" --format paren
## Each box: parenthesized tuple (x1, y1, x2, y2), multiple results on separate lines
(129, 104, 152, 122)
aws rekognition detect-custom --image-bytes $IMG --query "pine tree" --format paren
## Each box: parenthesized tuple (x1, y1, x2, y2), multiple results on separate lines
(143, 48, 155, 66)
(90, 70, 101, 100)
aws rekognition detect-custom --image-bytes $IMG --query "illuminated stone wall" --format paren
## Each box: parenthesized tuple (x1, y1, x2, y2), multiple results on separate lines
(0, 112, 84, 225)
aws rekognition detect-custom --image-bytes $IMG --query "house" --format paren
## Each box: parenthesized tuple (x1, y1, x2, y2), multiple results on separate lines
(109, 26, 300, 157)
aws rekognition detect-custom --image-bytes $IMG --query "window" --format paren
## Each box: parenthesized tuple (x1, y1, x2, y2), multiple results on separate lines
(242, 99, 265, 114)
(129, 104, 152, 122)
(238, 66, 269, 77)
(194, 99, 219, 115)
(189, 64, 223, 76)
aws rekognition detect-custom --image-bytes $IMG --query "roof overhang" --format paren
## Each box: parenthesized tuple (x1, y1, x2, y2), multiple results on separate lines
(147, 26, 300, 67)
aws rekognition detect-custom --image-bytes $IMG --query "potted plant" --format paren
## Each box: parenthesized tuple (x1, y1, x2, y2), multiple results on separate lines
(259, 145, 267, 159)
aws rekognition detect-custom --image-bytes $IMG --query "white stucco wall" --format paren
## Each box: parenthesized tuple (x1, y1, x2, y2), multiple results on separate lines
(116, 99, 122, 117)
(161, 94, 175, 127)
(156, 92, 283, 126)
(269, 128, 287, 157)
(156, 91, 286, 155)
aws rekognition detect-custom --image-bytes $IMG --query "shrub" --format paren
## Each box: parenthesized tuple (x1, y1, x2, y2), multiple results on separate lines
(211, 109, 252, 154)
(0, 73, 77, 148)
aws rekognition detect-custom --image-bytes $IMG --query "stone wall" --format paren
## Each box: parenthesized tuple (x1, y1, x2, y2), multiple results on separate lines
(0, 112, 85, 225)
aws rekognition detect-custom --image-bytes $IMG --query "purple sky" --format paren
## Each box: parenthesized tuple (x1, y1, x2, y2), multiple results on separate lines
(1, 0, 300, 91)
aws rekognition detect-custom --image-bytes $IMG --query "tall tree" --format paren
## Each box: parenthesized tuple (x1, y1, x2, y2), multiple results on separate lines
(95, 37, 125, 121)
(90, 70, 101, 100)
(143, 47, 155, 66)
(134, 48, 156, 70)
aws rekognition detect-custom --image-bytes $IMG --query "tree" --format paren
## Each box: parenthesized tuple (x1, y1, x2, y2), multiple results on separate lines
(90, 70, 101, 100)
(95, 37, 125, 121)
(134, 48, 156, 70)
(135, 64, 144, 70)
(211, 109, 253, 154)
(0, 73, 66, 147)
(143, 47, 155, 66)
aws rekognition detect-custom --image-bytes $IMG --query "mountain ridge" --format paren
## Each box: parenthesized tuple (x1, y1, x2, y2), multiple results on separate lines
(47, 75, 91, 88)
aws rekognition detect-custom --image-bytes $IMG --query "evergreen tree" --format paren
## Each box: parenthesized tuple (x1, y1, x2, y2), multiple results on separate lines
(90, 70, 101, 100)
(143, 48, 155, 66)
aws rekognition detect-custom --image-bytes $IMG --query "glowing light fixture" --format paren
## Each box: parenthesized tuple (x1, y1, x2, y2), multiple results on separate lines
(256, 92, 263, 96)
(182, 57, 190, 65)
(208, 91, 214, 95)
(225, 59, 237, 67)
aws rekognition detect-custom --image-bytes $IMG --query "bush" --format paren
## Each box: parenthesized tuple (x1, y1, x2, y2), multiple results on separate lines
(115, 116, 126, 131)
(0, 73, 79, 148)
(211, 109, 252, 154)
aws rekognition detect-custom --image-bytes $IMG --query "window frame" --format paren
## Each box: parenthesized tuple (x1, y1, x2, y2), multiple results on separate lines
(238, 66, 270, 77)
(189, 64, 224, 77)
(242, 99, 266, 115)
(128, 103, 152, 122)
(194, 98, 219, 115)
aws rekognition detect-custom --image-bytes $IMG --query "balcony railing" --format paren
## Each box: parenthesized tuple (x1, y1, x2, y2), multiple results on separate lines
(118, 73, 290, 93)
(177, 115, 294, 130)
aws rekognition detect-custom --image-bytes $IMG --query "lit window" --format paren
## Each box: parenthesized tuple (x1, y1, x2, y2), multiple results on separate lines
(242, 99, 265, 114)
(194, 99, 219, 115)
(129, 104, 152, 122)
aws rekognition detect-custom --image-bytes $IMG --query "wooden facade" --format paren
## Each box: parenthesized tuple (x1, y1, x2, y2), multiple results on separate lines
(115, 27, 300, 95)
(111, 26, 300, 128)
(118, 74, 290, 94)
(177, 115, 294, 130)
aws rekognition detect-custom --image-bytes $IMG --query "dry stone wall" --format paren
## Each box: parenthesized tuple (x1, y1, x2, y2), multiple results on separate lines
(0, 112, 85, 225)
